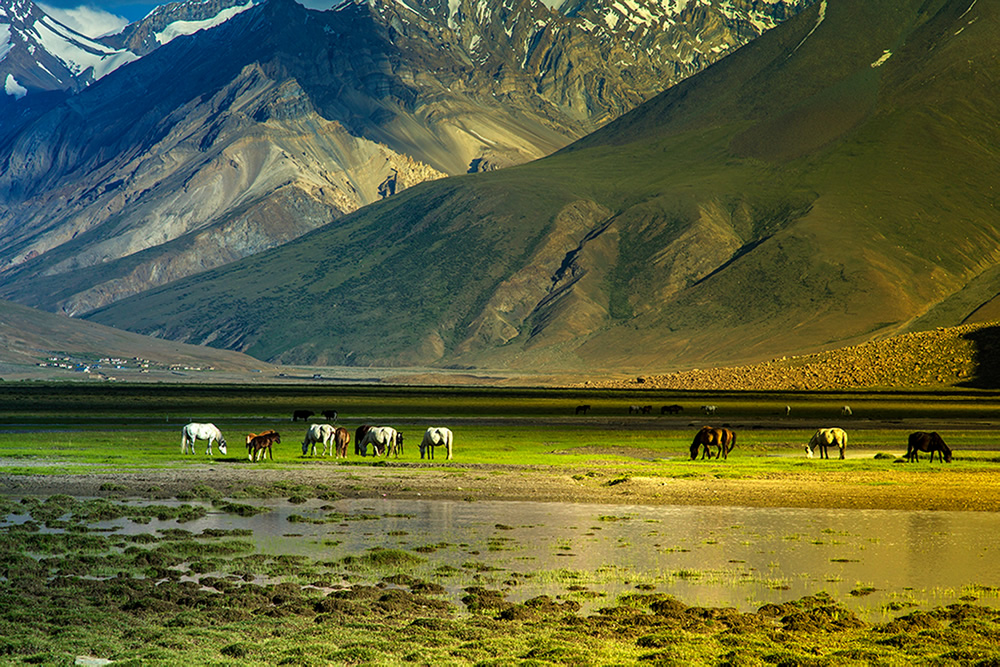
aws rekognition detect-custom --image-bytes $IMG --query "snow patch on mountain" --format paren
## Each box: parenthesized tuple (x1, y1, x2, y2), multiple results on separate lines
(33, 15, 136, 78)
(4, 72, 26, 97)
(154, 0, 255, 45)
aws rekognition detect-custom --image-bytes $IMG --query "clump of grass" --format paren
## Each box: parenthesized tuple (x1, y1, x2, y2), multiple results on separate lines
(341, 548, 423, 571)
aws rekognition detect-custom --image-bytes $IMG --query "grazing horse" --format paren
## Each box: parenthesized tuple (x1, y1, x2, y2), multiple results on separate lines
(358, 426, 398, 457)
(841, 405, 853, 417)
(322, 409, 339, 421)
(907, 431, 952, 463)
(247, 431, 280, 461)
(420, 427, 453, 460)
(661, 404, 684, 415)
(292, 409, 314, 422)
(302, 423, 336, 456)
(575, 405, 591, 415)
(690, 426, 736, 460)
(334, 427, 351, 458)
(701, 405, 717, 416)
(355, 425, 372, 456)
(805, 428, 848, 460)
(181, 423, 227, 456)
(628, 405, 642, 415)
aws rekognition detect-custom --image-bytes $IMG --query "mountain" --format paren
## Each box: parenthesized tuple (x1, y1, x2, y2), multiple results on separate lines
(82, 0, 1000, 374)
(0, 0, 811, 316)
(0, 298, 270, 377)
(0, 0, 133, 99)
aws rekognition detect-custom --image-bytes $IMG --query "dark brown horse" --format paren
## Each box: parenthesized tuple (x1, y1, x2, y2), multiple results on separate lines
(661, 404, 684, 415)
(247, 430, 280, 462)
(690, 426, 736, 461)
(907, 431, 952, 463)
(334, 427, 351, 458)
(355, 424, 372, 456)
(575, 405, 591, 415)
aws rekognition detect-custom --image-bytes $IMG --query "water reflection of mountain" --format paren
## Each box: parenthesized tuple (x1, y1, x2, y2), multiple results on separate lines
(94, 499, 1000, 618)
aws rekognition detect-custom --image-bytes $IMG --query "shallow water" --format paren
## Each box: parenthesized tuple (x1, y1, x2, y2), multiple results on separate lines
(60, 497, 1000, 619)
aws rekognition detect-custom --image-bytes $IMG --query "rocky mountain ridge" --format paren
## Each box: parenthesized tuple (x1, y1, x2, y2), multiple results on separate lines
(81, 0, 1000, 375)
(0, 0, 812, 317)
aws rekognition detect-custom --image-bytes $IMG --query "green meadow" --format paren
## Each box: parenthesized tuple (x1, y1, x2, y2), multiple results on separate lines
(3, 384, 1000, 665)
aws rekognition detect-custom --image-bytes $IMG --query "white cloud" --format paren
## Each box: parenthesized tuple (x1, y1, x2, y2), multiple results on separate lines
(38, 3, 129, 38)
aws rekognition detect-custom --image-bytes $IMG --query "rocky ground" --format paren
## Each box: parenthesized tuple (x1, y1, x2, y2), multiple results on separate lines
(590, 322, 1000, 391)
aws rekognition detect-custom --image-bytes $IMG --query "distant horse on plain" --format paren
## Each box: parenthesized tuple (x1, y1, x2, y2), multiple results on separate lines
(334, 427, 351, 458)
(575, 405, 591, 415)
(690, 426, 735, 460)
(420, 427, 453, 460)
(292, 410, 314, 421)
(248, 430, 280, 461)
(907, 431, 952, 463)
(661, 404, 683, 415)
(322, 410, 339, 421)
(355, 425, 372, 456)
(358, 426, 398, 457)
(182, 423, 227, 456)
(805, 428, 847, 460)
(302, 423, 336, 456)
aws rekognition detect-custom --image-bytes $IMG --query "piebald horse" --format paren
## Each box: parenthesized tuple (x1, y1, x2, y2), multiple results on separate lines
(182, 423, 227, 456)
(302, 423, 336, 456)
(420, 427, 453, 460)
(358, 426, 399, 457)
(805, 427, 847, 460)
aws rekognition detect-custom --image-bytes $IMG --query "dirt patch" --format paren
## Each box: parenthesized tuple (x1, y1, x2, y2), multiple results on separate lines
(4, 463, 1000, 511)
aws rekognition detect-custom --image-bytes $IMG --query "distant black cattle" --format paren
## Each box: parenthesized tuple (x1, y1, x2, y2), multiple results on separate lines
(292, 409, 314, 422)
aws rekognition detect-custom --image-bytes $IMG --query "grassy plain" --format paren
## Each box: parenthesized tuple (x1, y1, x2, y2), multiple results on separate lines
(4, 384, 1000, 664)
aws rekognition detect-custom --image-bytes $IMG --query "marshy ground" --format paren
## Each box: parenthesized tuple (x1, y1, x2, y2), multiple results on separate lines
(5, 384, 1000, 664)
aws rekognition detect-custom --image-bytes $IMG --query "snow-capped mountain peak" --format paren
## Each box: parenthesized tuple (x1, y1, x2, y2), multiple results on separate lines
(0, 0, 135, 97)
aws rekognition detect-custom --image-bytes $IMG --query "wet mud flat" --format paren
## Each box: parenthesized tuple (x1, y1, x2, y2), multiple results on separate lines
(4, 481, 1000, 664)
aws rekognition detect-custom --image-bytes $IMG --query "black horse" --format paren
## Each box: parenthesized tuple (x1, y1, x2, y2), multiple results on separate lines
(575, 405, 591, 415)
(661, 404, 684, 415)
(322, 409, 338, 421)
(292, 409, 314, 422)
(906, 431, 952, 463)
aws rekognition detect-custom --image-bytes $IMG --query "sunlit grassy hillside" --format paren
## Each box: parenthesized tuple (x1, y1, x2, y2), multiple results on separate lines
(86, 0, 1000, 375)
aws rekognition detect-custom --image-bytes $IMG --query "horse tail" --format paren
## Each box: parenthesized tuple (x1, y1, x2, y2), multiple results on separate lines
(727, 430, 736, 456)
(445, 429, 453, 460)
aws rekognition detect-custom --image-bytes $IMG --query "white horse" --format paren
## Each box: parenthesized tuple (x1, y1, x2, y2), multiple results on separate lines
(841, 405, 853, 416)
(181, 422, 227, 456)
(358, 426, 398, 457)
(302, 423, 336, 456)
(701, 405, 717, 416)
(420, 427, 453, 460)
(805, 427, 847, 460)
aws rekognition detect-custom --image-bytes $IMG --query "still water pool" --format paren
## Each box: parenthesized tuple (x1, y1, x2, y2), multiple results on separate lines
(78, 497, 1000, 620)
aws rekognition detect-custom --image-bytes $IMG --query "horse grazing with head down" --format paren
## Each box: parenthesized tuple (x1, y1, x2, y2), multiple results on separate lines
(907, 431, 952, 463)
(358, 426, 398, 457)
(182, 423, 227, 456)
(355, 425, 372, 456)
(334, 427, 351, 458)
(302, 423, 336, 456)
(805, 428, 847, 460)
(420, 427, 453, 460)
(690, 426, 735, 460)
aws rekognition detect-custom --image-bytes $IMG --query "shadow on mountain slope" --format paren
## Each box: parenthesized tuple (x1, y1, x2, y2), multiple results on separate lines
(960, 325, 1000, 389)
